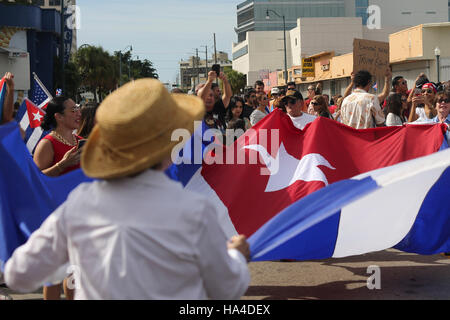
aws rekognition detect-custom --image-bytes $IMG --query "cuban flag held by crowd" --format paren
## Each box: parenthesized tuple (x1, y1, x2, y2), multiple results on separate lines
(172, 110, 449, 259)
(14, 73, 53, 153)
(0, 110, 449, 272)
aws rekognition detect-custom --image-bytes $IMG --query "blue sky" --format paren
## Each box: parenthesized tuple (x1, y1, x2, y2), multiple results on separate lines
(77, 0, 242, 84)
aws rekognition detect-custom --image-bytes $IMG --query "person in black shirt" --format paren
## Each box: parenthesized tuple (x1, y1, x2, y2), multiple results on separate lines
(242, 89, 256, 119)
(198, 71, 227, 133)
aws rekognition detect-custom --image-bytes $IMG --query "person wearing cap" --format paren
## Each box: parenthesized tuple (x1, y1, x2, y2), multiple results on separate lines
(287, 82, 296, 91)
(4, 79, 251, 300)
(282, 90, 317, 130)
(269, 87, 280, 112)
(408, 82, 437, 123)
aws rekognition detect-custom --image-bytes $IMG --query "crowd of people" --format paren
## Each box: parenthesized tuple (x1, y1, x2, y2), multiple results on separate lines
(0, 65, 449, 300)
(190, 69, 450, 146)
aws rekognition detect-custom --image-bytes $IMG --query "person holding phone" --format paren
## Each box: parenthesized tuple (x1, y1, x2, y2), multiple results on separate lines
(198, 70, 232, 132)
(408, 83, 437, 123)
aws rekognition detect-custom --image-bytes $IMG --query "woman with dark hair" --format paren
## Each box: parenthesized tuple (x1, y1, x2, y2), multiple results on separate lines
(249, 93, 269, 126)
(226, 96, 251, 130)
(77, 102, 98, 139)
(385, 94, 408, 126)
(308, 95, 333, 119)
(33, 96, 82, 300)
(34, 97, 82, 177)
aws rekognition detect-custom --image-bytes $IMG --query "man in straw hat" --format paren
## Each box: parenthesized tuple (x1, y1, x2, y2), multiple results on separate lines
(4, 79, 251, 300)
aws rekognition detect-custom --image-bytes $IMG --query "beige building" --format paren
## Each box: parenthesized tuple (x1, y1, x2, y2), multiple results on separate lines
(233, 17, 403, 88)
(390, 22, 450, 86)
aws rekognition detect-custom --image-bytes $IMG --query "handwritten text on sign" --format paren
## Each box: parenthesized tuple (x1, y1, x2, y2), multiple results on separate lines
(353, 39, 389, 78)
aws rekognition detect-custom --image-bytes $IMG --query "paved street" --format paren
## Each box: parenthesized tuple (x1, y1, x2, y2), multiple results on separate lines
(3, 249, 449, 300)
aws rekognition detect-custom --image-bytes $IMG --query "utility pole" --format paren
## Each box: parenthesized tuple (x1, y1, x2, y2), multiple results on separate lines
(60, 0, 65, 94)
(213, 33, 217, 64)
(201, 45, 208, 76)
(196, 48, 199, 86)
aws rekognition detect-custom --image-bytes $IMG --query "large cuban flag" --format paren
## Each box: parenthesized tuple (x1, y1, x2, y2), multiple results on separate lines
(173, 110, 449, 259)
(0, 110, 448, 271)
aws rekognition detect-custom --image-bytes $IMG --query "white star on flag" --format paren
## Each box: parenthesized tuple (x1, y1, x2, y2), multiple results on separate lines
(32, 111, 43, 122)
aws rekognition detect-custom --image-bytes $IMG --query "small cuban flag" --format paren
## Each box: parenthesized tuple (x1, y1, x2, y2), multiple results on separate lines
(372, 82, 378, 91)
(22, 98, 46, 129)
(56, 88, 62, 97)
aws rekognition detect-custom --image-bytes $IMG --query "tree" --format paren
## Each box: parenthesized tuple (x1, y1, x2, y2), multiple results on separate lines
(114, 51, 159, 83)
(223, 68, 246, 95)
(75, 46, 118, 102)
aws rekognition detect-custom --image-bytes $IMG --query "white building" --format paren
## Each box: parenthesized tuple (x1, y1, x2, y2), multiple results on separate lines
(233, 0, 449, 86)
(232, 30, 292, 87)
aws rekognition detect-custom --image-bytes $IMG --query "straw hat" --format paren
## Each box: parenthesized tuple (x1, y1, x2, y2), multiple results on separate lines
(81, 79, 205, 179)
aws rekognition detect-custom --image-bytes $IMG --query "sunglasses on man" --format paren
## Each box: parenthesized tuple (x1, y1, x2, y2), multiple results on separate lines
(422, 89, 434, 94)
(437, 98, 450, 104)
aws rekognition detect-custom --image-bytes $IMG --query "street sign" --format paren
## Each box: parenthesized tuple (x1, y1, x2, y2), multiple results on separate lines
(302, 58, 315, 77)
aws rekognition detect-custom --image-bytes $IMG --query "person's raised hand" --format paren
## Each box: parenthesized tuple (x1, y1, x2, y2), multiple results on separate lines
(207, 71, 217, 83)
(227, 235, 250, 262)
(218, 72, 227, 82)
(4, 72, 14, 89)
(59, 146, 81, 170)
(412, 95, 424, 106)
(385, 68, 392, 79)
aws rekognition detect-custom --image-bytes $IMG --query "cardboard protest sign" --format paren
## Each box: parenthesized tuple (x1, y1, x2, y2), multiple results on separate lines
(353, 39, 389, 78)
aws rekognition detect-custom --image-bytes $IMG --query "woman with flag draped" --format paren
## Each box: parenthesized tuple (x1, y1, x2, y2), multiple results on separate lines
(32, 96, 83, 299)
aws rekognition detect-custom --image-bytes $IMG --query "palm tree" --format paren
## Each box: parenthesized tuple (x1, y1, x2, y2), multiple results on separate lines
(75, 46, 118, 102)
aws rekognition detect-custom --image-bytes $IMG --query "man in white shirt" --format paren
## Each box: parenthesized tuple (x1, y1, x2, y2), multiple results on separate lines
(4, 79, 251, 300)
(340, 70, 386, 129)
(282, 90, 317, 130)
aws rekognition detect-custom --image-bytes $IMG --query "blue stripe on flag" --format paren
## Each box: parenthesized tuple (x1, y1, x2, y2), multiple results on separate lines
(14, 101, 27, 122)
(394, 166, 450, 254)
(0, 122, 92, 271)
(166, 121, 213, 186)
(249, 177, 379, 261)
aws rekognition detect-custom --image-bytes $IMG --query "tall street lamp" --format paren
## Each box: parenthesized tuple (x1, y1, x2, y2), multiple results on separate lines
(119, 45, 133, 86)
(266, 9, 288, 85)
(434, 47, 441, 83)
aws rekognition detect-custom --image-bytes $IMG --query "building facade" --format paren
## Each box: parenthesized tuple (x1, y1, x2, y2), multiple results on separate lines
(390, 23, 450, 86)
(236, 0, 449, 42)
(233, 0, 449, 88)
(0, 2, 62, 102)
(236, 0, 347, 42)
(179, 52, 232, 92)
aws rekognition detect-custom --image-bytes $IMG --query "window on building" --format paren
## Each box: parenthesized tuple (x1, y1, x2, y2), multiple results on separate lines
(31, 0, 45, 6)
(355, 0, 369, 25)
(49, 0, 61, 6)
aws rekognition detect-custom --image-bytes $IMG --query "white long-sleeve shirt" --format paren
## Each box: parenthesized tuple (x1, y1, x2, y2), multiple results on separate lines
(4, 170, 250, 300)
